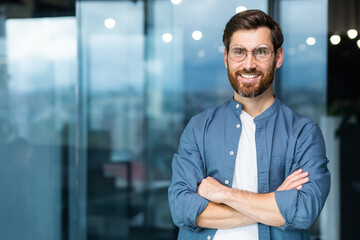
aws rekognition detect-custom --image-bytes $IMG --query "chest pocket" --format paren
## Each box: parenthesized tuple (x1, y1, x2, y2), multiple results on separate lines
(269, 156, 286, 192)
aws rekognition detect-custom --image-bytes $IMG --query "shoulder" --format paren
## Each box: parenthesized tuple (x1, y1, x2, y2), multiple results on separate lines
(276, 100, 320, 134)
(179, 101, 230, 145)
(189, 101, 230, 126)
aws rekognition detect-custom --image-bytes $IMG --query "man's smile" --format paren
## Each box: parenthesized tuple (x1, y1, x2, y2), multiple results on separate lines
(239, 73, 261, 83)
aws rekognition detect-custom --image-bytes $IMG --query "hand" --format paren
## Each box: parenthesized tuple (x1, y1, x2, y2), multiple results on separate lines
(276, 169, 309, 191)
(197, 176, 229, 203)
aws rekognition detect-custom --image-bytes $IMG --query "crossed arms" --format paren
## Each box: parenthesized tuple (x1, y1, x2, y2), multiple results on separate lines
(196, 169, 309, 229)
(168, 117, 330, 232)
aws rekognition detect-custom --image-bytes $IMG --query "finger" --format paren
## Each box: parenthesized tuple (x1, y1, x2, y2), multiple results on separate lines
(286, 169, 307, 181)
(279, 174, 309, 191)
(277, 170, 309, 191)
(281, 169, 303, 186)
(283, 171, 309, 186)
(296, 185, 303, 190)
(289, 172, 309, 182)
(288, 169, 303, 177)
(287, 175, 309, 187)
(287, 177, 309, 189)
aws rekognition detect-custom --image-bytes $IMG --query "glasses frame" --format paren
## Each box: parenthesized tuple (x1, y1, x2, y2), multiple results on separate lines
(228, 44, 274, 62)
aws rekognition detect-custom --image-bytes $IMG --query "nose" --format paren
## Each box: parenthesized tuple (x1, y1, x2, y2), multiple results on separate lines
(242, 52, 257, 71)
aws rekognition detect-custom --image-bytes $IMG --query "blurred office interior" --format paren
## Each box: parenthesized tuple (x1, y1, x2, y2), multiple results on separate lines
(0, 0, 358, 239)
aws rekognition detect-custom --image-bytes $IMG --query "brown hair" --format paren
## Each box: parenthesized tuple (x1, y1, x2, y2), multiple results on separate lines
(223, 9, 284, 51)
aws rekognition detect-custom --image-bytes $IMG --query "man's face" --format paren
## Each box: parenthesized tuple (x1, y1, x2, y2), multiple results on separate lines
(224, 27, 283, 98)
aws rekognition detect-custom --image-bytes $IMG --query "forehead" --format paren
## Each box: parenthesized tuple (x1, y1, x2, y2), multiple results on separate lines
(229, 27, 273, 49)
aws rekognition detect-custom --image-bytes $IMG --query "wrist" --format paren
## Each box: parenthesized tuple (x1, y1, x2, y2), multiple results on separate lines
(222, 187, 237, 204)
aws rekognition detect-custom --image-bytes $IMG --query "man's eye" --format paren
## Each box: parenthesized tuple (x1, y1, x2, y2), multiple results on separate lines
(255, 48, 269, 55)
(233, 49, 246, 55)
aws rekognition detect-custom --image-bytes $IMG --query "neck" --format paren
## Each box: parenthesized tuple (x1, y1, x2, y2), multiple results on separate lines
(234, 86, 275, 117)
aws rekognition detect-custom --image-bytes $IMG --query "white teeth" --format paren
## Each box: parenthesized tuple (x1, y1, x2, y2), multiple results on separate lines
(241, 74, 259, 79)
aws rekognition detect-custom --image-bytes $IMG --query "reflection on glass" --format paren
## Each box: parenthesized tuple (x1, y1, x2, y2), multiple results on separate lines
(197, 49, 206, 58)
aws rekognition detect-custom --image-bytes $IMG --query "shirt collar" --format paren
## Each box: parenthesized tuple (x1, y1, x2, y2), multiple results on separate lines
(254, 98, 280, 121)
(229, 97, 242, 116)
(229, 96, 280, 121)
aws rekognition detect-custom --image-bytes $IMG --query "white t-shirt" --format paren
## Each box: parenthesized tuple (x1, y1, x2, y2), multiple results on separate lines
(214, 110, 259, 240)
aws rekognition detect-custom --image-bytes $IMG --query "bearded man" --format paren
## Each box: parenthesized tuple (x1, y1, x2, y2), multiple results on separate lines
(168, 9, 330, 240)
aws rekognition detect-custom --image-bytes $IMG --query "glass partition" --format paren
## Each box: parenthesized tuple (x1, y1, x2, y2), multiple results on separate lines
(0, 6, 77, 240)
(276, 0, 328, 123)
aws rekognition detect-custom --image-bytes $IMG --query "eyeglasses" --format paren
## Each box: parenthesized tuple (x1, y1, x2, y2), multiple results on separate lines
(228, 44, 274, 62)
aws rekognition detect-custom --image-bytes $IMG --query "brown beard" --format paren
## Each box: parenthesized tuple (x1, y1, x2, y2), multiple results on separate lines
(227, 59, 276, 98)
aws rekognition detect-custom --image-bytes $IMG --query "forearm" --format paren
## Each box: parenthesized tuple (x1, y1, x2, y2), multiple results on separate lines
(196, 201, 257, 229)
(197, 170, 310, 228)
(223, 189, 285, 227)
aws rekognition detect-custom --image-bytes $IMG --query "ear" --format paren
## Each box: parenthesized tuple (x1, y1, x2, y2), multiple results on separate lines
(275, 47, 284, 69)
(224, 47, 228, 69)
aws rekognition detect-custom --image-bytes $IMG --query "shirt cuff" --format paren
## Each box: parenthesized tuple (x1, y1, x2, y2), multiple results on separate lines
(186, 193, 210, 231)
(274, 189, 298, 230)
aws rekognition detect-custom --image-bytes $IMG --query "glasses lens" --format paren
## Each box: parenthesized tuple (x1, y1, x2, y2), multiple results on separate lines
(254, 46, 273, 61)
(230, 46, 246, 62)
(228, 44, 273, 62)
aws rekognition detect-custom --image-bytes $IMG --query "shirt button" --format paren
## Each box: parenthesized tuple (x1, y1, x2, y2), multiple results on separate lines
(207, 236, 211, 240)
(229, 151, 234, 156)
(236, 124, 240, 128)
(225, 180, 229, 185)
(236, 104, 240, 108)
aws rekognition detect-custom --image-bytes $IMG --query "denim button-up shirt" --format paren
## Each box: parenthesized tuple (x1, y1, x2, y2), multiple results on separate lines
(168, 98, 330, 240)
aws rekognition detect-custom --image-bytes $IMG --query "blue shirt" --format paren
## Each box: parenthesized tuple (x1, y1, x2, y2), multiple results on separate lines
(168, 98, 330, 240)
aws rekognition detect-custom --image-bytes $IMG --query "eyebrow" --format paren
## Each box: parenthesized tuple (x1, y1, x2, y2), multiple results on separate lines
(230, 44, 270, 50)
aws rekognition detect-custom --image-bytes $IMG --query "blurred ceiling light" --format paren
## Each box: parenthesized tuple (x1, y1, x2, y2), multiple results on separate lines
(171, 0, 182, 4)
(306, 37, 316, 46)
(197, 50, 206, 58)
(218, 45, 225, 53)
(298, 44, 307, 51)
(347, 29, 358, 39)
(236, 6, 247, 13)
(162, 33, 173, 43)
(357, 39, 360, 49)
(192, 31, 202, 40)
(330, 35, 341, 45)
(287, 48, 296, 55)
(104, 18, 116, 29)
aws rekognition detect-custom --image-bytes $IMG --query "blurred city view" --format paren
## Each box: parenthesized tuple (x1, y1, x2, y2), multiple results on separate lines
(0, 0, 359, 240)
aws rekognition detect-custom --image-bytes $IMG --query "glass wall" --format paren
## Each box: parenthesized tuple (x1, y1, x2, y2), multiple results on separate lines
(275, 0, 328, 123)
(0, 2, 77, 240)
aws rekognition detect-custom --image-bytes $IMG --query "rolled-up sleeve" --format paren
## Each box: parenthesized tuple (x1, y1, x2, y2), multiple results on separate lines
(168, 118, 209, 231)
(275, 123, 331, 230)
